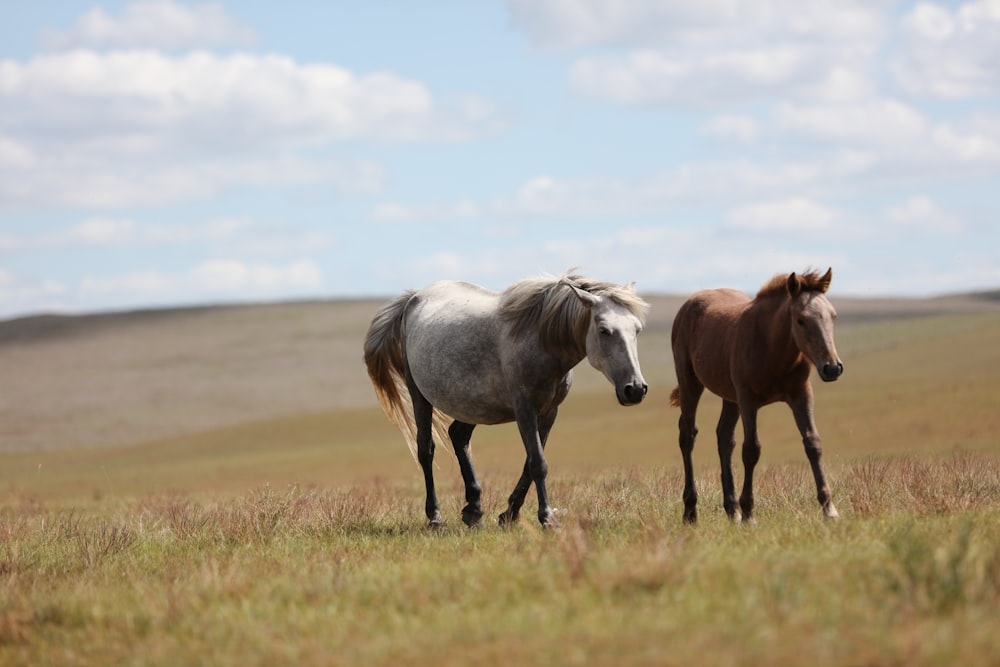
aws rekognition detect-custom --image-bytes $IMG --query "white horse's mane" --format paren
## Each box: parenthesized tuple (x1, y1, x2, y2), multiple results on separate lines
(498, 272, 648, 354)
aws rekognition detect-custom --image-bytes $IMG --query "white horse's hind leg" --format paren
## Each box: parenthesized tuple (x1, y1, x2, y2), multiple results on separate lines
(449, 421, 484, 527)
(407, 373, 445, 527)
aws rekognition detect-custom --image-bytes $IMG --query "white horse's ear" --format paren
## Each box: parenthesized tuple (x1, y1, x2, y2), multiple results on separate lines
(625, 281, 637, 293)
(570, 284, 600, 307)
(819, 268, 833, 293)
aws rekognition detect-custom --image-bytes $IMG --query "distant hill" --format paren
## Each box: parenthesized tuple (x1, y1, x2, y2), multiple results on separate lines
(2, 291, 998, 453)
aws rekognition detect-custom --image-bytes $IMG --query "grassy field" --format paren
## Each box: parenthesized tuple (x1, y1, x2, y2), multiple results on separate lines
(2, 293, 1000, 665)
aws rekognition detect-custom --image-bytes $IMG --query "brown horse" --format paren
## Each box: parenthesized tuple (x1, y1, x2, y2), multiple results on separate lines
(669, 268, 843, 523)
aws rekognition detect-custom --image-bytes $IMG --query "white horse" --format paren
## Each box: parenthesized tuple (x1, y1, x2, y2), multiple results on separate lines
(364, 272, 649, 528)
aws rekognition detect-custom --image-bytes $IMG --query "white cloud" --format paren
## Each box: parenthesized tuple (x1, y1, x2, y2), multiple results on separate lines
(0, 255, 326, 316)
(506, 0, 886, 50)
(0, 152, 386, 210)
(774, 99, 930, 147)
(513, 0, 885, 108)
(78, 259, 324, 302)
(0, 136, 34, 168)
(371, 200, 483, 224)
(571, 46, 837, 107)
(725, 198, 838, 232)
(41, 0, 257, 51)
(893, 0, 1000, 98)
(0, 269, 67, 316)
(930, 118, 1000, 163)
(0, 50, 479, 150)
(190, 259, 323, 292)
(0, 219, 333, 256)
(369, 160, 850, 224)
(0, 49, 497, 209)
(768, 101, 1000, 177)
(886, 196, 965, 234)
(701, 115, 761, 143)
(385, 220, 849, 300)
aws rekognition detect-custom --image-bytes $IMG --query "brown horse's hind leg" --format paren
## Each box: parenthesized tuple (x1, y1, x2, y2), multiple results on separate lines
(674, 380, 703, 524)
(449, 420, 484, 527)
(716, 400, 741, 520)
(788, 394, 839, 519)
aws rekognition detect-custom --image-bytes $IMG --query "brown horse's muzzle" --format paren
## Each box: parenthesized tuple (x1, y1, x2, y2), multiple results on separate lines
(819, 361, 844, 382)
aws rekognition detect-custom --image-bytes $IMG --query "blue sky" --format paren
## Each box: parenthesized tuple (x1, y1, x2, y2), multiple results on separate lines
(2, 0, 999, 318)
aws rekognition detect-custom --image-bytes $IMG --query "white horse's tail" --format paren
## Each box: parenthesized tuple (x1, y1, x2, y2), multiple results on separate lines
(363, 292, 451, 464)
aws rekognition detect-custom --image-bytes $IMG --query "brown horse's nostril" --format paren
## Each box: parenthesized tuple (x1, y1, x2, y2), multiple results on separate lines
(821, 362, 843, 381)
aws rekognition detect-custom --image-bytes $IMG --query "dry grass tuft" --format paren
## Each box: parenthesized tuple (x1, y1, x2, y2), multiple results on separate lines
(841, 452, 1000, 518)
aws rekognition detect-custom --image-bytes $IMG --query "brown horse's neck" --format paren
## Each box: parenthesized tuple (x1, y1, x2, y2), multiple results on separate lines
(748, 295, 805, 376)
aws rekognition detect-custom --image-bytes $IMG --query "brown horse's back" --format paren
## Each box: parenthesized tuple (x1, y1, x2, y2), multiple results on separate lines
(671, 288, 749, 405)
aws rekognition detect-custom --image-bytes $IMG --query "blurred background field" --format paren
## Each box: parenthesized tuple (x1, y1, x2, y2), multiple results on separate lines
(2, 290, 998, 506)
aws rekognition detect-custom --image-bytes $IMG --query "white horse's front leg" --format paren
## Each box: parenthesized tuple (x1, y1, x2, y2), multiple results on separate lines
(511, 407, 559, 528)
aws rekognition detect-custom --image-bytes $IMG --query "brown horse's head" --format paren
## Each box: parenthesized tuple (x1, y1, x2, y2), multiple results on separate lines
(786, 268, 843, 382)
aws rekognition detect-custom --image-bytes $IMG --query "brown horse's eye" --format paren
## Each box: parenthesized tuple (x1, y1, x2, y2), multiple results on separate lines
(796, 317, 806, 327)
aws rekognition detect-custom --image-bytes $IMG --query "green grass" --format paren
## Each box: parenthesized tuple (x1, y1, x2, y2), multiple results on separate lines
(2, 458, 999, 666)
(2, 308, 1000, 665)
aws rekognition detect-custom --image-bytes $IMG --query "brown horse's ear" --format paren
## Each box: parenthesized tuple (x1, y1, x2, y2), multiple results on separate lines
(787, 272, 802, 297)
(819, 267, 833, 293)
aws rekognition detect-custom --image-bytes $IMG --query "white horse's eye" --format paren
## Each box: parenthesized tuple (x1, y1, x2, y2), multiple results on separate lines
(599, 326, 612, 336)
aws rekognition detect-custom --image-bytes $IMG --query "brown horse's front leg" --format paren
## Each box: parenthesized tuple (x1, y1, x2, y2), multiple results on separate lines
(738, 402, 762, 523)
(789, 393, 839, 519)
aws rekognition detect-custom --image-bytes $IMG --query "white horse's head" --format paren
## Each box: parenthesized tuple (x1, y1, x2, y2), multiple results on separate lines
(570, 282, 649, 405)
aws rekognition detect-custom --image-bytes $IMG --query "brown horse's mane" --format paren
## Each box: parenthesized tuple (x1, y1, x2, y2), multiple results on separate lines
(499, 273, 649, 355)
(756, 269, 829, 299)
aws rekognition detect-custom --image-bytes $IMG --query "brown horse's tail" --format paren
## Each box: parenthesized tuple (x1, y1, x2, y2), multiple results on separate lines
(669, 387, 681, 407)
(363, 291, 450, 464)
